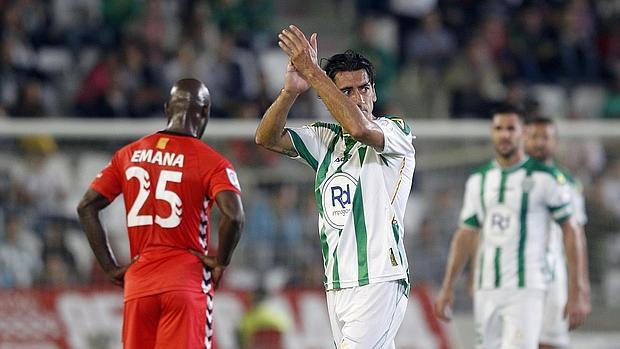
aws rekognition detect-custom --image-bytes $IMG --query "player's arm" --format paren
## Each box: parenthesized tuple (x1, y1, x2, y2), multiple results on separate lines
(255, 88, 298, 157)
(434, 226, 480, 321)
(561, 218, 591, 329)
(77, 188, 133, 287)
(191, 190, 244, 290)
(279, 25, 384, 149)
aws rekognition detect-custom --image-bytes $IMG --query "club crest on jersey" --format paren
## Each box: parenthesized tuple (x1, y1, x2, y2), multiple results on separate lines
(321, 172, 357, 229)
(522, 177, 534, 192)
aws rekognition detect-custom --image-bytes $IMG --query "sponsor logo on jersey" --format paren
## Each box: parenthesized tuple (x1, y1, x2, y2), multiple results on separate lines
(484, 204, 519, 246)
(321, 172, 357, 229)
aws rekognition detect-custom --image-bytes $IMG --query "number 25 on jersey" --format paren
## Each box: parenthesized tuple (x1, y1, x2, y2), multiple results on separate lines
(125, 166, 183, 228)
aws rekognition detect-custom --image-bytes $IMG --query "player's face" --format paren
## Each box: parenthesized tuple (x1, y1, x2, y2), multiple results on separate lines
(334, 70, 376, 118)
(525, 123, 557, 162)
(491, 113, 524, 159)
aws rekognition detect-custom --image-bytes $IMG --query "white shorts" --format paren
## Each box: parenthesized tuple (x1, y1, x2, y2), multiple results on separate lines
(540, 258, 569, 347)
(326, 280, 408, 349)
(474, 289, 545, 349)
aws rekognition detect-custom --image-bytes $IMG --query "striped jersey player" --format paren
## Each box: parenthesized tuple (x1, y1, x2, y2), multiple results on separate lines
(256, 43, 414, 348)
(288, 117, 414, 290)
(434, 107, 589, 349)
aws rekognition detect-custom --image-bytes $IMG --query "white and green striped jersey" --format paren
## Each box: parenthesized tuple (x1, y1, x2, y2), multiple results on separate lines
(286, 116, 415, 291)
(547, 165, 587, 280)
(460, 157, 573, 290)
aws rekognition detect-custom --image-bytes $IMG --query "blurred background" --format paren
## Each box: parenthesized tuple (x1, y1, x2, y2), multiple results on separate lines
(0, 0, 619, 348)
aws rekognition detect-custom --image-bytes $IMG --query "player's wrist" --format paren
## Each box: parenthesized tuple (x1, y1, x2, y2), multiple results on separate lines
(281, 88, 300, 97)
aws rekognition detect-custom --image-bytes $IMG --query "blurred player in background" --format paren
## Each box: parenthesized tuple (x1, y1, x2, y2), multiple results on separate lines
(434, 106, 589, 349)
(255, 25, 415, 348)
(77, 78, 244, 349)
(525, 116, 592, 349)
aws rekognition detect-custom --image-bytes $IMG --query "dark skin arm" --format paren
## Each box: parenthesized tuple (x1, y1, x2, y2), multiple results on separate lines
(77, 189, 135, 287)
(189, 190, 244, 290)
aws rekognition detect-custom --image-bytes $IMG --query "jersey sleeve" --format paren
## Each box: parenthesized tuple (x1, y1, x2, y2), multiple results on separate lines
(545, 172, 573, 224)
(571, 185, 588, 225)
(205, 158, 242, 199)
(286, 124, 331, 171)
(459, 174, 483, 230)
(90, 154, 122, 203)
(375, 117, 414, 156)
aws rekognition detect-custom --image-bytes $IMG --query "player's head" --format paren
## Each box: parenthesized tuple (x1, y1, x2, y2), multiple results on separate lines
(322, 50, 377, 118)
(525, 116, 557, 163)
(490, 104, 526, 160)
(165, 78, 211, 138)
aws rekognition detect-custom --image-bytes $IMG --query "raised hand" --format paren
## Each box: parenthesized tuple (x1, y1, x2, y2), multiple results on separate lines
(278, 25, 318, 81)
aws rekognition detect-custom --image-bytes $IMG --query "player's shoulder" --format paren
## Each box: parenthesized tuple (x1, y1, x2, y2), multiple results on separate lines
(524, 158, 567, 184)
(378, 115, 411, 135)
(309, 121, 342, 134)
(470, 160, 495, 178)
(554, 163, 581, 188)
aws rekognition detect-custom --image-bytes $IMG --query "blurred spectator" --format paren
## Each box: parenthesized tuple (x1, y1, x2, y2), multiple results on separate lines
(409, 218, 447, 287)
(509, 4, 560, 83)
(39, 220, 78, 286)
(353, 16, 399, 114)
(9, 79, 47, 117)
(118, 39, 163, 117)
(557, 0, 600, 84)
(600, 160, 620, 220)
(400, 10, 455, 118)
(0, 215, 42, 288)
(444, 35, 504, 118)
(238, 286, 290, 349)
(75, 51, 126, 117)
(11, 136, 69, 217)
(602, 72, 620, 118)
(206, 35, 248, 117)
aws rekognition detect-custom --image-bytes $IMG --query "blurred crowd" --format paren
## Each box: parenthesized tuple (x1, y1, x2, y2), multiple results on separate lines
(0, 0, 620, 304)
(1, 0, 620, 120)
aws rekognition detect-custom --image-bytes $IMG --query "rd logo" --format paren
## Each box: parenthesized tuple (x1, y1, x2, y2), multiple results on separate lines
(322, 172, 357, 229)
(484, 205, 518, 245)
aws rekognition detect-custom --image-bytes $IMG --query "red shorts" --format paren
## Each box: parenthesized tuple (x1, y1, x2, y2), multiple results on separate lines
(122, 291, 214, 349)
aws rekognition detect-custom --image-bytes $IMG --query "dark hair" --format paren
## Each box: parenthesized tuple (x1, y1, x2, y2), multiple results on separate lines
(525, 115, 554, 126)
(490, 103, 526, 122)
(321, 50, 375, 85)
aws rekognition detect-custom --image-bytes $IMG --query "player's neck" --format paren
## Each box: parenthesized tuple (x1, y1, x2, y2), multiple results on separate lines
(496, 151, 525, 169)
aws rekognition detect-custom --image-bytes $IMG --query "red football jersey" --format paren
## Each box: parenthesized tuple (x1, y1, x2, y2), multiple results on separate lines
(90, 131, 241, 301)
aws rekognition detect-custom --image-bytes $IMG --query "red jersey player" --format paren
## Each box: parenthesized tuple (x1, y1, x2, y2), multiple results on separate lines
(77, 78, 245, 349)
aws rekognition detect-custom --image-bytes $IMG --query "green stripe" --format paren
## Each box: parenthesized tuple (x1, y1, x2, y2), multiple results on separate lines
(478, 251, 484, 288)
(319, 226, 329, 285)
(480, 172, 487, 214)
(332, 242, 340, 289)
(392, 219, 404, 266)
(288, 129, 318, 170)
(548, 203, 570, 212)
(518, 171, 532, 287)
(498, 171, 508, 203)
(463, 215, 481, 228)
(353, 147, 369, 286)
(494, 247, 501, 287)
(314, 134, 340, 218)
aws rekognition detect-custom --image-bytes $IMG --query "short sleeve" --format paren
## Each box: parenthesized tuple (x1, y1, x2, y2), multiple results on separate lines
(459, 174, 482, 229)
(206, 159, 242, 199)
(545, 173, 573, 224)
(90, 154, 122, 203)
(286, 125, 323, 171)
(571, 185, 587, 225)
(375, 117, 414, 156)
